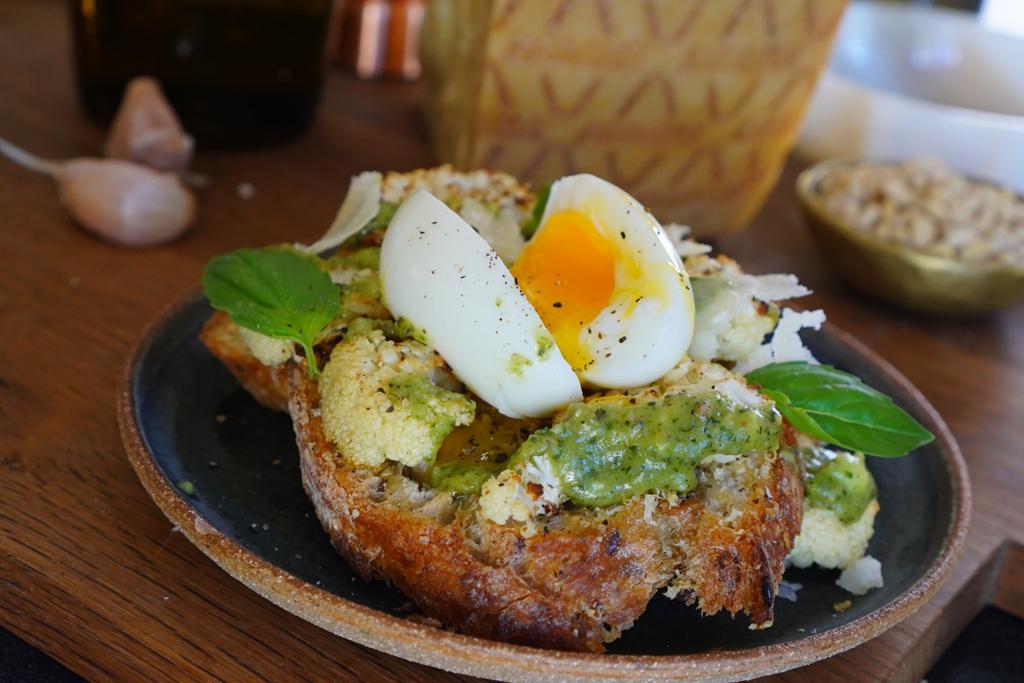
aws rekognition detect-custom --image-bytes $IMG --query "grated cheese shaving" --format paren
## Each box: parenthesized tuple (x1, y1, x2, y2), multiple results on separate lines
(734, 308, 826, 373)
(663, 222, 713, 257)
(303, 171, 383, 254)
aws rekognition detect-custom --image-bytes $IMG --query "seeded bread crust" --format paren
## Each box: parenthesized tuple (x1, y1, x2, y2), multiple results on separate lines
(200, 312, 803, 651)
(289, 367, 606, 650)
(199, 311, 290, 411)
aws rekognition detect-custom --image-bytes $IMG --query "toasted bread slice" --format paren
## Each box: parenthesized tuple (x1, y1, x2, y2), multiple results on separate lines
(199, 313, 803, 651)
(199, 311, 290, 411)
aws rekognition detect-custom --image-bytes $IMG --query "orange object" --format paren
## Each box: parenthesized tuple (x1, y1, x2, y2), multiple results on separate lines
(336, 0, 426, 80)
(511, 209, 617, 368)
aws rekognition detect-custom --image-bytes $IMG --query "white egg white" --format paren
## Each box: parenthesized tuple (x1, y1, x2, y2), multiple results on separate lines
(537, 174, 695, 388)
(379, 189, 582, 418)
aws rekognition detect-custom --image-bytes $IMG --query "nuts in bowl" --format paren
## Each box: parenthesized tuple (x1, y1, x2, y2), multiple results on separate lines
(818, 158, 1024, 267)
(797, 158, 1024, 315)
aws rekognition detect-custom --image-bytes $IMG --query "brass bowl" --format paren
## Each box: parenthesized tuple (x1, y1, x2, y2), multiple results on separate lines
(796, 159, 1024, 315)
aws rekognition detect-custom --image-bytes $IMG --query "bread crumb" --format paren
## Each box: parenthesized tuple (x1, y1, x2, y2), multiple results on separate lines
(237, 182, 255, 200)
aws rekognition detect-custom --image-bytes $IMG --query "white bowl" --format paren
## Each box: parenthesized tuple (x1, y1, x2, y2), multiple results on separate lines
(797, 1, 1024, 191)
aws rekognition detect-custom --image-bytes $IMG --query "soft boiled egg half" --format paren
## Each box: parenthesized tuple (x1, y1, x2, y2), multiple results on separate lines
(511, 174, 694, 389)
(379, 175, 695, 418)
(380, 190, 582, 419)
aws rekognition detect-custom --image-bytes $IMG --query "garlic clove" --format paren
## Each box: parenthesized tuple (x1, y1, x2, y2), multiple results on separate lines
(57, 159, 196, 247)
(104, 77, 194, 173)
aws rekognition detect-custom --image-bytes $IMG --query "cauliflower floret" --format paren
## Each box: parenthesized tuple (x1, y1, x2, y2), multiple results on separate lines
(705, 306, 778, 363)
(655, 357, 770, 409)
(378, 166, 532, 261)
(837, 555, 884, 595)
(685, 253, 813, 366)
(238, 328, 294, 366)
(689, 277, 778, 363)
(479, 455, 561, 529)
(319, 330, 474, 468)
(458, 196, 525, 263)
(788, 499, 879, 570)
(480, 470, 535, 525)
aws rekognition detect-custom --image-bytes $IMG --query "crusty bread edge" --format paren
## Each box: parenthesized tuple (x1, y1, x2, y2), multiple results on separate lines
(288, 367, 611, 651)
(198, 311, 291, 411)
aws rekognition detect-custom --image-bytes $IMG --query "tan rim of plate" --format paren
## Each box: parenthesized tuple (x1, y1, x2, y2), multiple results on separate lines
(117, 292, 972, 683)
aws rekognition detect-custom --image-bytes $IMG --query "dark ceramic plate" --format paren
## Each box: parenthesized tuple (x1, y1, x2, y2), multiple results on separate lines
(118, 293, 970, 682)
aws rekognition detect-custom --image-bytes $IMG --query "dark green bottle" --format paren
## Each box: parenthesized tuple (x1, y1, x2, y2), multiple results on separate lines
(72, 0, 332, 146)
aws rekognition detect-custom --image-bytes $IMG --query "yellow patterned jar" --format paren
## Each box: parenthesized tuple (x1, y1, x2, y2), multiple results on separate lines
(422, 0, 847, 235)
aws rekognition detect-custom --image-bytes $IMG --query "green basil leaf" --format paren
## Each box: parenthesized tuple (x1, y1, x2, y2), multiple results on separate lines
(760, 388, 833, 443)
(521, 183, 551, 238)
(202, 247, 342, 378)
(744, 361, 865, 391)
(746, 361, 934, 457)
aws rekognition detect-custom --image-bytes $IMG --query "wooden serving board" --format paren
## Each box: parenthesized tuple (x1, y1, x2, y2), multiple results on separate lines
(2, 2, 1022, 681)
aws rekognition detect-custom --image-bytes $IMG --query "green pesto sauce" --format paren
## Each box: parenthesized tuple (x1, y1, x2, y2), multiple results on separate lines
(395, 317, 428, 344)
(341, 316, 389, 339)
(429, 460, 505, 495)
(507, 353, 533, 377)
(328, 246, 381, 271)
(535, 330, 554, 359)
(337, 202, 398, 246)
(344, 273, 381, 302)
(443, 193, 464, 212)
(341, 316, 426, 346)
(332, 271, 384, 323)
(368, 202, 399, 232)
(803, 447, 877, 524)
(425, 406, 542, 495)
(388, 373, 475, 456)
(512, 392, 781, 507)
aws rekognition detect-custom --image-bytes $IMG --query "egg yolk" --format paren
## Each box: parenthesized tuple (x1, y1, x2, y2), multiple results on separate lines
(511, 210, 616, 370)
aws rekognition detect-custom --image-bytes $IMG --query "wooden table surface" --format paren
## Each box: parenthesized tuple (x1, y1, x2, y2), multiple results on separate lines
(2, 1, 1022, 681)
